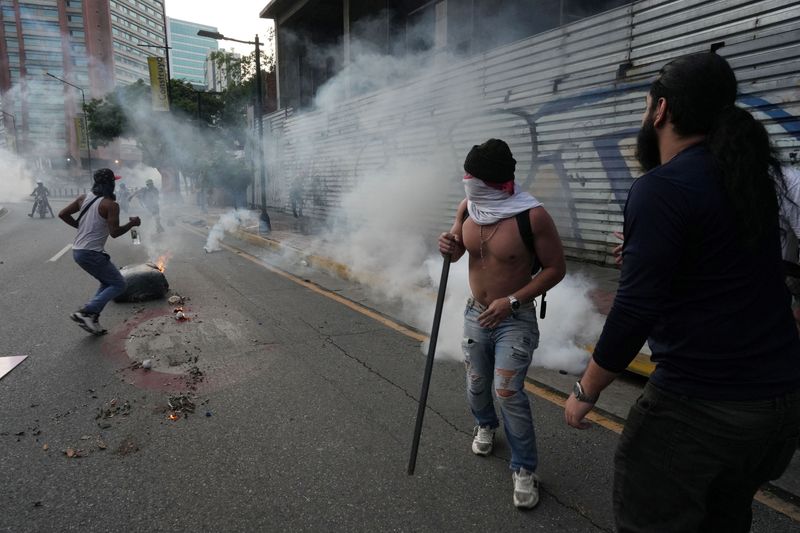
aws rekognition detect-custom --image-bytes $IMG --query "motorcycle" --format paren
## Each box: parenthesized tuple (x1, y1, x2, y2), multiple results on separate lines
(32, 195, 53, 218)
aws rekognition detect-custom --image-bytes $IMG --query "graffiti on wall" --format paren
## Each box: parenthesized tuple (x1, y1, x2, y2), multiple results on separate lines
(268, 82, 800, 260)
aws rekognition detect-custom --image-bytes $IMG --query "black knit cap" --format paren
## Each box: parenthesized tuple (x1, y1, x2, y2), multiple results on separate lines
(464, 138, 516, 183)
(93, 168, 115, 185)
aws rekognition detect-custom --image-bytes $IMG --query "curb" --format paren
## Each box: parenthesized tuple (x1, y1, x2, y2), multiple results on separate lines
(232, 227, 419, 296)
(227, 223, 655, 377)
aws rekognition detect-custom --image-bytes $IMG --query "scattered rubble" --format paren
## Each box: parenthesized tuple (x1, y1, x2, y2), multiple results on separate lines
(95, 398, 131, 422)
(64, 447, 87, 459)
(116, 437, 139, 456)
(167, 394, 196, 420)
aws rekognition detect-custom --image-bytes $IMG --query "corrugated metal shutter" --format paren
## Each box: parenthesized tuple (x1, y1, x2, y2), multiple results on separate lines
(259, 0, 800, 265)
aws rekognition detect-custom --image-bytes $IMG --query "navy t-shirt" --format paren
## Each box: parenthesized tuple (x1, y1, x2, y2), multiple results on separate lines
(593, 144, 800, 400)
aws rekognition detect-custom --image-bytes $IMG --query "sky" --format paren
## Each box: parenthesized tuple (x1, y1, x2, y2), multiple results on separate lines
(164, 0, 274, 56)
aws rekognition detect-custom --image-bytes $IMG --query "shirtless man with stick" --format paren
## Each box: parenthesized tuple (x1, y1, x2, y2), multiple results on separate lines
(439, 138, 566, 508)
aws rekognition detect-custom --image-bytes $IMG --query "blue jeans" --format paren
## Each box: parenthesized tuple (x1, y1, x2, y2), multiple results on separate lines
(73, 249, 126, 315)
(462, 297, 540, 472)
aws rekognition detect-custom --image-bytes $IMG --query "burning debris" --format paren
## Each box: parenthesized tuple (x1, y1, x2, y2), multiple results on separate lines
(114, 262, 169, 303)
(166, 394, 196, 420)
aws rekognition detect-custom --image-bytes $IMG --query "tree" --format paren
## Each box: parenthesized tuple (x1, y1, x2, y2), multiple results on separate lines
(84, 39, 274, 204)
(85, 79, 223, 196)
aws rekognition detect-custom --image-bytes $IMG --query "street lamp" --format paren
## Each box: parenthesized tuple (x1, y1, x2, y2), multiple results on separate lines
(197, 29, 271, 233)
(0, 110, 20, 154)
(46, 72, 92, 177)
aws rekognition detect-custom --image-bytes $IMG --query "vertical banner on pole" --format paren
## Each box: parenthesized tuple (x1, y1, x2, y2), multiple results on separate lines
(74, 116, 88, 151)
(147, 56, 169, 111)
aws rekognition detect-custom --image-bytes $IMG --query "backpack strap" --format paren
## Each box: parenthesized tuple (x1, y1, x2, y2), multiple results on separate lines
(514, 209, 547, 319)
(77, 195, 101, 224)
(515, 210, 534, 254)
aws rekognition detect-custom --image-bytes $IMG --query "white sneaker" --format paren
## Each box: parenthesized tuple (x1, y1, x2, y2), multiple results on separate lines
(512, 468, 540, 509)
(70, 311, 106, 335)
(471, 425, 495, 456)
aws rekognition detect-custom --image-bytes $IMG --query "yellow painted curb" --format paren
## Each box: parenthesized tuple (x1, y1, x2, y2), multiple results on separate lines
(233, 225, 656, 377)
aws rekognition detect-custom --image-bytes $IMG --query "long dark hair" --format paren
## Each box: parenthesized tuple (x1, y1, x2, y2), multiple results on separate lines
(649, 52, 784, 248)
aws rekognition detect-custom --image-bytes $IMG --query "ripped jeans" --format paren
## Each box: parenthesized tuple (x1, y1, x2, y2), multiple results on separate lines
(462, 297, 540, 472)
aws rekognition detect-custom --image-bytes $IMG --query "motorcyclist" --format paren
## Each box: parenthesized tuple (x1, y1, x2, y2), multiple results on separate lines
(29, 180, 54, 218)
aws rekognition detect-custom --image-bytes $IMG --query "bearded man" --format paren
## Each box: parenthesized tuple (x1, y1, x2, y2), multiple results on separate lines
(564, 53, 800, 532)
(438, 138, 566, 509)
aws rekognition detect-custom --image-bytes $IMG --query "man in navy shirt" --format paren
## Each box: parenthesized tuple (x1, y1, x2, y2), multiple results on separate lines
(565, 52, 800, 532)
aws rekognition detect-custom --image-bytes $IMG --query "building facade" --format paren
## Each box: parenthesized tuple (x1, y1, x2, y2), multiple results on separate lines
(0, 0, 166, 171)
(261, 0, 629, 110)
(167, 17, 218, 89)
(258, 0, 800, 264)
(205, 47, 239, 93)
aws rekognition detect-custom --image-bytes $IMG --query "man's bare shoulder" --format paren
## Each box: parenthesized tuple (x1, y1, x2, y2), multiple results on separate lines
(99, 197, 119, 217)
(529, 205, 555, 230)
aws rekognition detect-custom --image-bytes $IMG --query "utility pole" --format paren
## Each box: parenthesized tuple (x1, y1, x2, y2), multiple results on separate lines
(197, 29, 272, 233)
(46, 72, 92, 178)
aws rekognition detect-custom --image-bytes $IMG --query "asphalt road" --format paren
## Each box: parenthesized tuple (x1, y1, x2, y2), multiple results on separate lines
(0, 199, 798, 532)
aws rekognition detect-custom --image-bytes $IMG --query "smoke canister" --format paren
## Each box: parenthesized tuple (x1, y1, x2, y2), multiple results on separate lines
(131, 229, 141, 245)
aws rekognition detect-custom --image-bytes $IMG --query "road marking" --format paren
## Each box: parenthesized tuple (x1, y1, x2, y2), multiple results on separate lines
(183, 223, 800, 523)
(48, 244, 72, 262)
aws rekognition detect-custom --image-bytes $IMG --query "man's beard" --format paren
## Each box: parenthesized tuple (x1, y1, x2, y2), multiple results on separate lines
(635, 116, 661, 172)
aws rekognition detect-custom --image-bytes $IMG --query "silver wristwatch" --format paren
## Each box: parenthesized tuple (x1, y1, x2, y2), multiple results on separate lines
(508, 295, 520, 311)
(573, 380, 599, 404)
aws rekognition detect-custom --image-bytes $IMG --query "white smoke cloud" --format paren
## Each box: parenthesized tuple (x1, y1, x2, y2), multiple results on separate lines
(0, 146, 34, 203)
(262, 21, 608, 374)
(204, 209, 257, 253)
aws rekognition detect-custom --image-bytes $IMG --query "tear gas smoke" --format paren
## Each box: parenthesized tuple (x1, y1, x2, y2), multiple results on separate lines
(0, 147, 33, 202)
(204, 209, 258, 253)
(271, 27, 607, 373)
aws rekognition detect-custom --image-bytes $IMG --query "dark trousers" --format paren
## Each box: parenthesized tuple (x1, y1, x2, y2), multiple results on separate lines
(614, 382, 800, 533)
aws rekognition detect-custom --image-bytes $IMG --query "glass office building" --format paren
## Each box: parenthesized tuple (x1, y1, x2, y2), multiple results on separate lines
(0, 0, 167, 167)
(167, 18, 218, 89)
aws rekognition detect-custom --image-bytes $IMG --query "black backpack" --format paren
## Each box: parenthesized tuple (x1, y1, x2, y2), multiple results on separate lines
(462, 208, 547, 318)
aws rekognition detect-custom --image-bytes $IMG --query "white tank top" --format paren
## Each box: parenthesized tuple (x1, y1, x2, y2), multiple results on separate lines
(73, 195, 110, 252)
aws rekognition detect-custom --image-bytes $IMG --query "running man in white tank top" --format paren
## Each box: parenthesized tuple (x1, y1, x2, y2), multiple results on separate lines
(58, 169, 141, 335)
